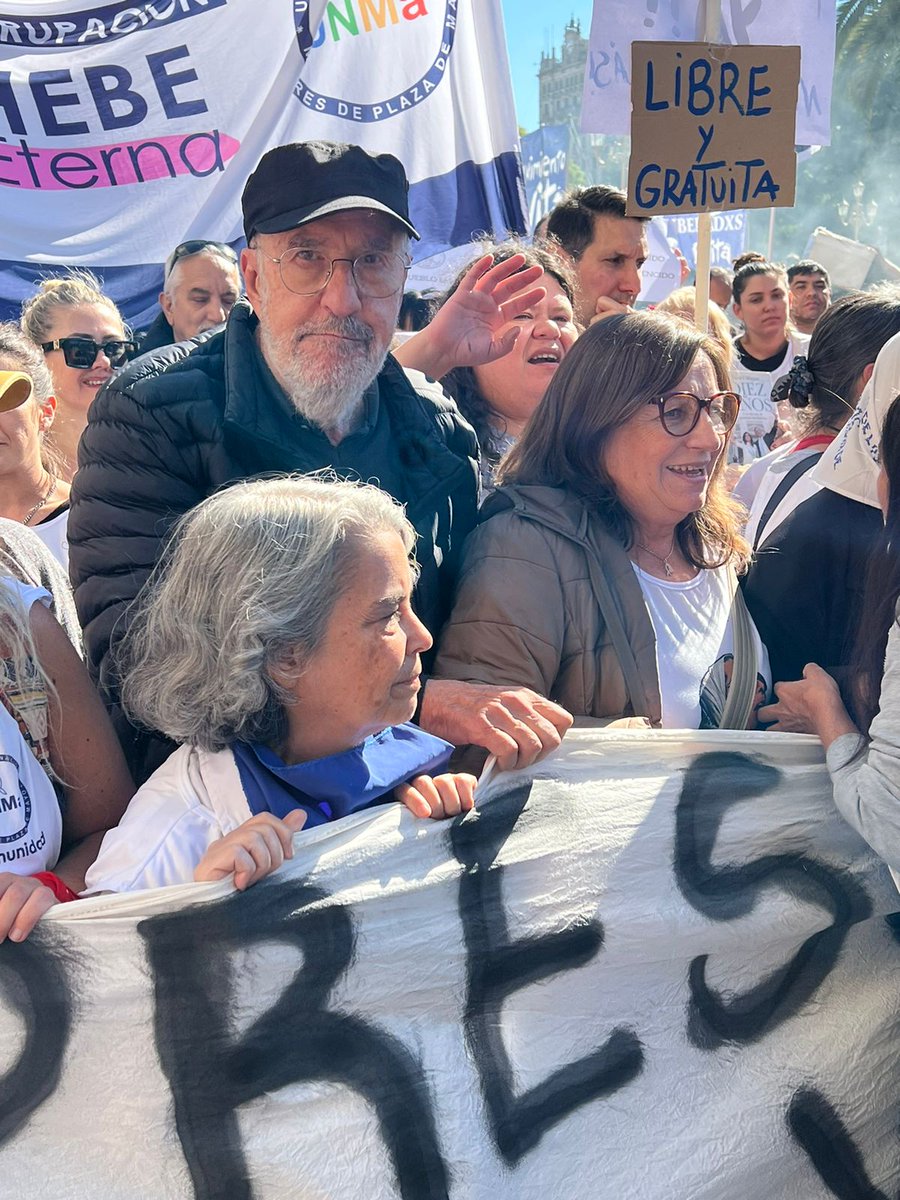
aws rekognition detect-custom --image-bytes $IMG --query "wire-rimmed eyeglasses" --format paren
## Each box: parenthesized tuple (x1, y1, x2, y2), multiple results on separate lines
(258, 247, 412, 299)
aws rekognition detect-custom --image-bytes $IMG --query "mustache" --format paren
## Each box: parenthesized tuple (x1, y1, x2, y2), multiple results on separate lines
(294, 317, 374, 343)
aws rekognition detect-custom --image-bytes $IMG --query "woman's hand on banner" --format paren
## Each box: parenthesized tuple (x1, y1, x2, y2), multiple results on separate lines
(396, 772, 477, 819)
(0, 873, 58, 942)
(758, 664, 859, 747)
(195, 809, 307, 891)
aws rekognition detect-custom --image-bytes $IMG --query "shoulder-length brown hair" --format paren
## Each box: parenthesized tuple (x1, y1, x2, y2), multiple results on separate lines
(498, 310, 749, 570)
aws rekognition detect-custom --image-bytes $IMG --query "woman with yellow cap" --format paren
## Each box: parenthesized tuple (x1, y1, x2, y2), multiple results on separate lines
(0, 325, 70, 568)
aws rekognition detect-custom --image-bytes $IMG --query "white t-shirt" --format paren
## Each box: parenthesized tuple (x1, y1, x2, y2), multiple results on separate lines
(31, 505, 69, 571)
(0, 577, 61, 875)
(633, 563, 772, 729)
(729, 331, 810, 468)
(0, 700, 62, 874)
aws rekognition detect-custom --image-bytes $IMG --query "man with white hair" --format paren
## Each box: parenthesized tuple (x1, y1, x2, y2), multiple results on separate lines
(138, 240, 242, 352)
(69, 140, 571, 782)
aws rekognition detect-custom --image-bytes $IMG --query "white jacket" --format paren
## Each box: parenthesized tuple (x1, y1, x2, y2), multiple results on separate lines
(84, 744, 252, 894)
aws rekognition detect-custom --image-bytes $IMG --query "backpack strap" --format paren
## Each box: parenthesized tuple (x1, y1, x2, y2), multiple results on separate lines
(718, 574, 760, 730)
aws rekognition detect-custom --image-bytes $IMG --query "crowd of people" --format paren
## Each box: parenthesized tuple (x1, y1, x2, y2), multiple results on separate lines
(0, 137, 899, 943)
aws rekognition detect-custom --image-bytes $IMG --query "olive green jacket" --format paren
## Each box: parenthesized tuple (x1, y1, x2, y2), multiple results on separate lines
(433, 484, 663, 724)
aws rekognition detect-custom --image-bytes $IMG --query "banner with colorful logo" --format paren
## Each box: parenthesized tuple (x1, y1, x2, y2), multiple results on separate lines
(581, 0, 836, 148)
(0, 728, 897, 1198)
(0, 0, 525, 326)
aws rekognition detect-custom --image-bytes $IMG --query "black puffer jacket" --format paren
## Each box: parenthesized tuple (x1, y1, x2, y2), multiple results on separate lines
(69, 299, 479, 780)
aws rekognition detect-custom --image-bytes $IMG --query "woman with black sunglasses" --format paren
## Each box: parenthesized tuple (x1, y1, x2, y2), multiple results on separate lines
(20, 270, 132, 482)
(433, 311, 770, 731)
(0, 327, 71, 567)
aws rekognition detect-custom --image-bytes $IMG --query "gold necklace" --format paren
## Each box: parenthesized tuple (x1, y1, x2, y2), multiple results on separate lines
(23, 474, 56, 526)
(636, 535, 676, 578)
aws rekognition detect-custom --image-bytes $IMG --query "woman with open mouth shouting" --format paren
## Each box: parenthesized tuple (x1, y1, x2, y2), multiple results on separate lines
(21, 270, 133, 483)
(433, 311, 772, 732)
(396, 242, 578, 489)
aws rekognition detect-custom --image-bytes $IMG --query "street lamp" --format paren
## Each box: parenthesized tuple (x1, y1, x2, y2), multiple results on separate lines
(837, 180, 878, 243)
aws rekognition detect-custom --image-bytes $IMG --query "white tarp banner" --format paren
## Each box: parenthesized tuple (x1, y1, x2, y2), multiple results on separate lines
(0, 728, 897, 1198)
(581, 0, 836, 147)
(0, 0, 525, 325)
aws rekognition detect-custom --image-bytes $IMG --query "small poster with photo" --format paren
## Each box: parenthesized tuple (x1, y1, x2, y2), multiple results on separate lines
(729, 368, 777, 464)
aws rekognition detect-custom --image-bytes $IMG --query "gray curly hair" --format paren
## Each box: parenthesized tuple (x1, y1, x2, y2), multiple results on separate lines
(119, 475, 417, 752)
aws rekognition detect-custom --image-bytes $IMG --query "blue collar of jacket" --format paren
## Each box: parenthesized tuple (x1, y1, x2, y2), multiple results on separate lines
(232, 722, 454, 828)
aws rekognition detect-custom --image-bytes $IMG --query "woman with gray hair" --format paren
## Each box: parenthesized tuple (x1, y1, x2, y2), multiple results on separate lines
(85, 476, 476, 894)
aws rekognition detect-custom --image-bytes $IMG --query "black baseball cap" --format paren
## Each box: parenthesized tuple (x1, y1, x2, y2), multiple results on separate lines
(241, 141, 420, 243)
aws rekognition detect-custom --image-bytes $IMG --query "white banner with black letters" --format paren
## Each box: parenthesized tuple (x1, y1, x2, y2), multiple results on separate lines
(0, 728, 897, 1198)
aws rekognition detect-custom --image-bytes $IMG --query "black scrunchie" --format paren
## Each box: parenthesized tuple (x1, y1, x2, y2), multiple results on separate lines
(771, 355, 815, 404)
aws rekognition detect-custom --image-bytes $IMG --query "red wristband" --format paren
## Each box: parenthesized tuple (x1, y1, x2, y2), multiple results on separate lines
(31, 871, 80, 903)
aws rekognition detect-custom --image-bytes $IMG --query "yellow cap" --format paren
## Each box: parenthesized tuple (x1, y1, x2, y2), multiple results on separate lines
(0, 371, 32, 413)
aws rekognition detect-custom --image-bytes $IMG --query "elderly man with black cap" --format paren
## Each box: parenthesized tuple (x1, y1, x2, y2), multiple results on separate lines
(68, 140, 571, 784)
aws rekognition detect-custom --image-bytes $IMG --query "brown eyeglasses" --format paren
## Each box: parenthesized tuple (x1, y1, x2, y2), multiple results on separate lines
(646, 391, 741, 437)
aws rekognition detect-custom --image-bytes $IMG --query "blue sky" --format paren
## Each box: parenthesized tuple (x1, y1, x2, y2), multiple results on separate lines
(500, 1, 596, 133)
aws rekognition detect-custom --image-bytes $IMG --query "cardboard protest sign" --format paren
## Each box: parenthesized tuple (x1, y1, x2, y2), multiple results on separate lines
(0, 728, 897, 1198)
(581, 0, 835, 148)
(627, 42, 800, 218)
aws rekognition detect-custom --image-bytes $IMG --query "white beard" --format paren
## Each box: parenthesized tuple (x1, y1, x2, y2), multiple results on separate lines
(259, 317, 388, 438)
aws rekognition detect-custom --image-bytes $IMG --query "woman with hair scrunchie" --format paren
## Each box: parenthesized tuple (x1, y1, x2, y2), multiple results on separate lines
(743, 287, 900, 549)
(744, 323, 900, 688)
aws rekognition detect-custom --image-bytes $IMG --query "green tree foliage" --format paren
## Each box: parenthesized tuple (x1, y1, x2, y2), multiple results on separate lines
(836, 0, 897, 136)
(747, 0, 898, 269)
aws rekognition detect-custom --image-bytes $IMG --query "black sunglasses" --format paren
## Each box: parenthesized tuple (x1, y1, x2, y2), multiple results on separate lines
(165, 239, 239, 279)
(41, 336, 136, 369)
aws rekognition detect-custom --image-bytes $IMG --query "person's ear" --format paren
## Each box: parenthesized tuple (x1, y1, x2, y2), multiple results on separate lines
(37, 392, 57, 433)
(861, 362, 875, 389)
(241, 246, 262, 313)
(159, 289, 175, 328)
(267, 643, 306, 690)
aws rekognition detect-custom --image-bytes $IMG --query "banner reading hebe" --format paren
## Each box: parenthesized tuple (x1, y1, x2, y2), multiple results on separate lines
(0, 0, 525, 325)
(0, 728, 897, 1198)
